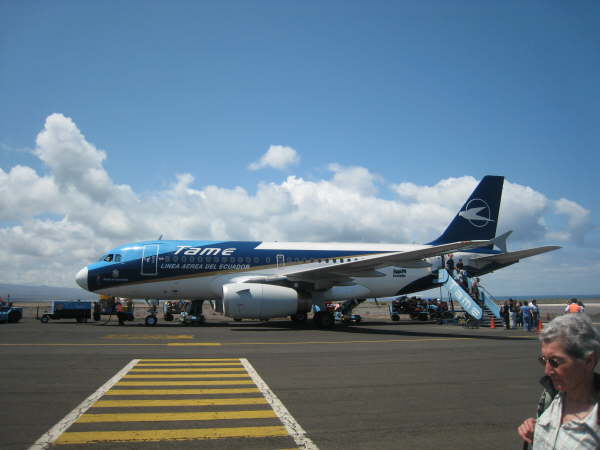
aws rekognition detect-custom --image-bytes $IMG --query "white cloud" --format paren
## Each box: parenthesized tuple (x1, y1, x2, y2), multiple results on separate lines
(248, 145, 299, 170)
(0, 114, 595, 294)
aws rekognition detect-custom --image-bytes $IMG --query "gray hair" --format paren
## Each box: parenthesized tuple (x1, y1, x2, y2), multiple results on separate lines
(539, 313, 600, 361)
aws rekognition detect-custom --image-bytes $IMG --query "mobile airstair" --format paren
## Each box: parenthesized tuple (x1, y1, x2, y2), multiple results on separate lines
(437, 269, 503, 328)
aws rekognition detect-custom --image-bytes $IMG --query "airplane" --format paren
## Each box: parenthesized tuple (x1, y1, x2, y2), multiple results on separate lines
(75, 175, 560, 327)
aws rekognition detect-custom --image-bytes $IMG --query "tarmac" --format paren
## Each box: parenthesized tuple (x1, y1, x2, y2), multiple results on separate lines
(1, 305, 599, 450)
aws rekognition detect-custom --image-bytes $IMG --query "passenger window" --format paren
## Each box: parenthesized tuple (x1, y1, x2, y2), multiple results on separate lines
(253, 257, 259, 263)
(165, 256, 171, 263)
(245, 257, 251, 263)
(173, 256, 178, 262)
(266, 257, 270, 263)
(237, 257, 243, 263)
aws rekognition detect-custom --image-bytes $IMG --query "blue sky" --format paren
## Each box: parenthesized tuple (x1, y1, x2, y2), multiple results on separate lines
(1, 1, 598, 295)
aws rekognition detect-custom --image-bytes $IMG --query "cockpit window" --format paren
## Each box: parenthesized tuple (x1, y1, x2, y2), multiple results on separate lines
(99, 253, 122, 263)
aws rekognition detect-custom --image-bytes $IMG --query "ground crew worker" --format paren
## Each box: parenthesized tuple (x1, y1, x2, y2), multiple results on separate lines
(565, 298, 583, 313)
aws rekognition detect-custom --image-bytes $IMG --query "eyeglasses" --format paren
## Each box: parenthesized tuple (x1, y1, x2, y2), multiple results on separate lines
(538, 355, 565, 368)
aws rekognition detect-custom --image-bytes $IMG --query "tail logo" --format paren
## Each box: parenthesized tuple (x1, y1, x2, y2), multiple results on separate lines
(459, 198, 494, 228)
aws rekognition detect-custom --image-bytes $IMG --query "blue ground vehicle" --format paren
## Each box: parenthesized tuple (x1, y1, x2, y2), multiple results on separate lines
(0, 305, 23, 323)
(40, 301, 92, 323)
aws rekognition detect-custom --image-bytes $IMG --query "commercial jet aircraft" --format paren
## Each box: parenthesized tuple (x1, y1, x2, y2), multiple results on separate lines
(75, 175, 560, 327)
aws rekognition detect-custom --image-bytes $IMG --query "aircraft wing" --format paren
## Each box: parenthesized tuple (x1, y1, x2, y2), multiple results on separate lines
(469, 246, 561, 269)
(282, 240, 492, 283)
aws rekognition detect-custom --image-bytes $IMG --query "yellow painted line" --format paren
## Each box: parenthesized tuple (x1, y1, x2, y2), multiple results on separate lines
(92, 398, 268, 408)
(140, 358, 240, 361)
(135, 362, 240, 366)
(130, 367, 246, 372)
(0, 336, 494, 347)
(168, 343, 224, 346)
(55, 425, 289, 444)
(117, 380, 254, 386)
(78, 409, 276, 423)
(124, 373, 250, 378)
(105, 388, 260, 395)
(103, 334, 194, 340)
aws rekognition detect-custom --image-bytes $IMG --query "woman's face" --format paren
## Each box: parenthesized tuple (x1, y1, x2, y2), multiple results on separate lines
(540, 340, 594, 392)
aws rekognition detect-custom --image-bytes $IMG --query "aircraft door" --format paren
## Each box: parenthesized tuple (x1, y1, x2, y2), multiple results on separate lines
(276, 254, 285, 269)
(141, 244, 159, 276)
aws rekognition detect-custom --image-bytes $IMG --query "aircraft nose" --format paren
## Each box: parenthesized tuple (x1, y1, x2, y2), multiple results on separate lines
(76, 267, 88, 290)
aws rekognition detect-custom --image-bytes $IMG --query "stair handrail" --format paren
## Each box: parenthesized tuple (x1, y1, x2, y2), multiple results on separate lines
(478, 284, 501, 319)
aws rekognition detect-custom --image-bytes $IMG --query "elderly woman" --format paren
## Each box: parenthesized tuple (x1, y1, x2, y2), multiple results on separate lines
(518, 313, 600, 448)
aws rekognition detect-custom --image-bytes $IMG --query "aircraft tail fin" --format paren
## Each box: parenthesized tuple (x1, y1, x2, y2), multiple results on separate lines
(429, 175, 504, 247)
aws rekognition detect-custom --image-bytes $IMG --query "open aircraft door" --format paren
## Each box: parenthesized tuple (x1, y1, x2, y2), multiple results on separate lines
(141, 244, 159, 276)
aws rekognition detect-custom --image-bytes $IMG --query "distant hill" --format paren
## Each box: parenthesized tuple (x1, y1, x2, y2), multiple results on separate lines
(0, 283, 97, 302)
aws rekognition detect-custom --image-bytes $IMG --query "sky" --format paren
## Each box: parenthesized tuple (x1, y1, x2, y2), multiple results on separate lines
(1, 1, 599, 296)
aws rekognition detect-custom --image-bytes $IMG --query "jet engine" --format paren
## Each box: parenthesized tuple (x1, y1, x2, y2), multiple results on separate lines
(222, 283, 310, 319)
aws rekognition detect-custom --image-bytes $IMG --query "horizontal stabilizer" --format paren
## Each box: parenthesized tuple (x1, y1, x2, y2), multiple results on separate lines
(470, 246, 561, 268)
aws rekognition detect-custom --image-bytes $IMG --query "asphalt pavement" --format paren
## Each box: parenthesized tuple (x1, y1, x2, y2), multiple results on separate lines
(0, 314, 573, 449)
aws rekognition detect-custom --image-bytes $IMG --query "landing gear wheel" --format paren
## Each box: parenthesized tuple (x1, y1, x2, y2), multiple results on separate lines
(164, 313, 173, 322)
(145, 315, 158, 326)
(8, 310, 22, 323)
(93, 312, 101, 321)
(314, 311, 334, 328)
(40, 315, 49, 324)
(391, 314, 400, 322)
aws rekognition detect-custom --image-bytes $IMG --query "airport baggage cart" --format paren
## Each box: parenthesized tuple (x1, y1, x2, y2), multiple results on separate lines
(40, 301, 92, 323)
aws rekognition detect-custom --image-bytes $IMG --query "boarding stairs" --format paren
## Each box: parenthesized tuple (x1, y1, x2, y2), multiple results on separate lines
(438, 269, 503, 327)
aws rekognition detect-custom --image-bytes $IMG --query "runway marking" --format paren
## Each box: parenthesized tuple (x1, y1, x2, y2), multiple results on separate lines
(142, 358, 240, 361)
(135, 362, 242, 366)
(92, 398, 269, 407)
(55, 426, 290, 444)
(77, 410, 277, 423)
(129, 367, 246, 372)
(102, 334, 194, 340)
(105, 387, 260, 395)
(115, 379, 255, 386)
(4, 335, 546, 348)
(123, 373, 250, 378)
(32, 358, 309, 448)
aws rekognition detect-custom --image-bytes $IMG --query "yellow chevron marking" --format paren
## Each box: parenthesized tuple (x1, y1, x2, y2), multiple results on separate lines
(116, 380, 254, 386)
(105, 388, 259, 395)
(92, 398, 268, 408)
(140, 358, 240, 362)
(77, 410, 276, 423)
(130, 367, 245, 372)
(135, 363, 241, 366)
(55, 426, 288, 444)
(123, 373, 250, 379)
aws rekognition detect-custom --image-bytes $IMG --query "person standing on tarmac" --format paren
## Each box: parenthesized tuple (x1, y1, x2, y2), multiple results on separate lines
(517, 314, 600, 449)
(565, 298, 583, 314)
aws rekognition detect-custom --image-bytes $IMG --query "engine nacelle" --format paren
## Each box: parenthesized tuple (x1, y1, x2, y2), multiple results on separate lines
(222, 283, 309, 319)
